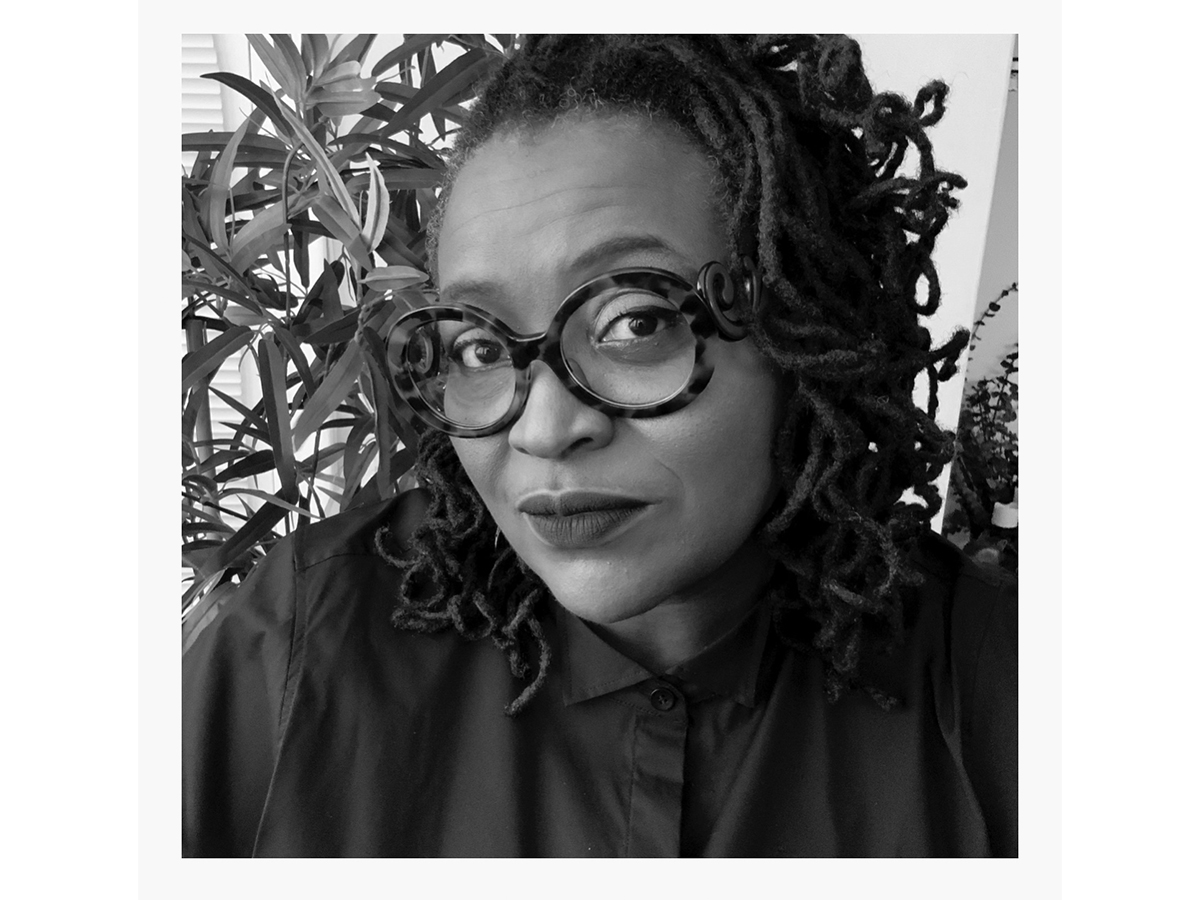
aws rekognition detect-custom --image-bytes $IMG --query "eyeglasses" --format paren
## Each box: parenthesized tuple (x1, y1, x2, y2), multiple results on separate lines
(384, 259, 762, 437)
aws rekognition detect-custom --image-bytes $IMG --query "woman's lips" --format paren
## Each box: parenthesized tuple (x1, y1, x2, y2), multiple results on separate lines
(516, 492, 650, 549)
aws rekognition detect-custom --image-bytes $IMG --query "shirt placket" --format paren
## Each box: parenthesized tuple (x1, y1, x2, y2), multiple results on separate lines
(624, 679, 688, 857)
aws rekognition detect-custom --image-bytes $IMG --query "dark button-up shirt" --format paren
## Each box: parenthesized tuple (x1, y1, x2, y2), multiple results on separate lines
(182, 493, 1017, 857)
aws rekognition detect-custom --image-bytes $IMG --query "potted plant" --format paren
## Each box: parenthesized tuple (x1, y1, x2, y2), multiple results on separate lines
(943, 283, 1018, 573)
(182, 34, 515, 642)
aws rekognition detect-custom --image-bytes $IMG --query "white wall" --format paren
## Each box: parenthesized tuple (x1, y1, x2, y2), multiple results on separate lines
(968, 85, 1019, 384)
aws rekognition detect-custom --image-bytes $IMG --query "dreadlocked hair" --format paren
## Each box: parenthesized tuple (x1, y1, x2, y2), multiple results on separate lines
(372, 428, 552, 716)
(377, 35, 970, 714)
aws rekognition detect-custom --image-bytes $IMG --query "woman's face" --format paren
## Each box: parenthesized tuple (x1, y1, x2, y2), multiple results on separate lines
(436, 116, 781, 627)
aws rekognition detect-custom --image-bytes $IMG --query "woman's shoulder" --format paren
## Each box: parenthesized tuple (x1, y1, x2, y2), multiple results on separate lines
(183, 489, 432, 661)
(860, 530, 1017, 718)
(290, 488, 431, 572)
(907, 530, 1018, 854)
(909, 530, 1017, 652)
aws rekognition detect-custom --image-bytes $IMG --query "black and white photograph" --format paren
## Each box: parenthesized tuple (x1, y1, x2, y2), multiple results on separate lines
(17, 0, 1200, 891)
(177, 32, 1020, 858)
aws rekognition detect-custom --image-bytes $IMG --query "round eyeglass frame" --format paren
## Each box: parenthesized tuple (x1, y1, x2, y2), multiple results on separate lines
(385, 259, 760, 438)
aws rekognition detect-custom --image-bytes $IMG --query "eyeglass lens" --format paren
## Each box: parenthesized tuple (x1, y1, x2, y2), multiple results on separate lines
(392, 284, 697, 428)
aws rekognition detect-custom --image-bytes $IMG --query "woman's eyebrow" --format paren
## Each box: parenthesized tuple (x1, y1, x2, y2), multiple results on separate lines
(436, 279, 498, 306)
(437, 234, 685, 307)
(567, 234, 682, 274)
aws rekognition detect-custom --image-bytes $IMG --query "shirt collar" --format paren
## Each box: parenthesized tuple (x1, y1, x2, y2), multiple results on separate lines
(555, 599, 774, 709)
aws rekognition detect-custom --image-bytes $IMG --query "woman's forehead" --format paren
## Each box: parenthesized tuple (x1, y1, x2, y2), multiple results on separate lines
(435, 117, 727, 319)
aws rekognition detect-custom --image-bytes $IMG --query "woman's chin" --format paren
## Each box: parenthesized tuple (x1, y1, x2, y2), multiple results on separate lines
(536, 571, 663, 628)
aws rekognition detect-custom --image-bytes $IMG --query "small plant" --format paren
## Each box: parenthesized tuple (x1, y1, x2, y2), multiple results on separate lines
(943, 283, 1018, 565)
(182, 34, 515, 633)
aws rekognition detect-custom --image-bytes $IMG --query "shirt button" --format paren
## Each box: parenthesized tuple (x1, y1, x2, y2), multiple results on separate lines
(649, 686, 676, 711)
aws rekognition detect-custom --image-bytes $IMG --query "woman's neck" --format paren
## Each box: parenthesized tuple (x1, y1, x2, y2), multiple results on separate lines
(588, 539, 776, 673)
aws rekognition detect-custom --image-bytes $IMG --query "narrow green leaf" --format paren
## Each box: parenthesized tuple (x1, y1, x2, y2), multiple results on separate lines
(199, 496, 288, 578)
(308, 484, 327, 518)
(205, 504, 249, 525)
(185, 447, 249, 478)
(314, 93, 384, 119)
(301, 33, 331, 80)
(188, 147, 213, 180)
(361, 330, 394, 499)
(377, 218, 426, 268)
(296, 441, 349, 476)
(448, 34, 491, 52)
(218, 487, 317, 518)
(266, 322, 317, 398)
(292, 342, 364, 448)
(313, 60, 362, 87)
(248, 34, 304, 103)
(311, 196, 374, 271)
(205, 113, 259, 255)
(184, 234, 261, 297)
(372, 49, 498, 141)
(182, 184, 210, 249)
(294, 259, 345, 325)
(222, 187, 286, 213)
(229, 189, 318, 272)
(370, 34, 449, 78)
(224, 305, 269, 327)
(354, 102, 396, 123)
(182, 472, 220, 495)
(373, 82, 419, 102)
(182, 538, 223, 556)
(342, 442, 378, 505)
(345, 446, 416, 511)
(214, 448, 277, 483)
(201, 72, 294, 140)
(183, 132, 289, 154)
(317, 261, 347, 323)
(278, 103, 359, 230)
(362, 156, 390, 252)
(329, 130, 445, 169)
(183, 521, 235, 536)
(208, 386, 267, 434)
(331, 33, 377, 69)
(304, 310, 359, 346)
(182, 374, 206, 441)
(259, 337, 298, 495)
(345, 166, 442, 192)
(312, 417, 362, 432)
(182, 325, 253, 393)
(182, 501, 239, 531)
(361, 265, 427, 291)
(270, 33, 309, 97)
(334, 451, 367, 509)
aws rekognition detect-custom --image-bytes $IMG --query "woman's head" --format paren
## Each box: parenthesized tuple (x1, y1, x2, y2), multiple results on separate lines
(435, 115, 782, 630)
(379, 35, 968, 714)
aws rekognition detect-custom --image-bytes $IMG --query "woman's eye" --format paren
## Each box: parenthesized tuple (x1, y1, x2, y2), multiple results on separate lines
(450, 331, 508, 369)
(595, 307, 682, 343)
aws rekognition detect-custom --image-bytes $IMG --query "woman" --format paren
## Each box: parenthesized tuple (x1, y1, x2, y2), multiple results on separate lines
(183, 34, 1016, 857)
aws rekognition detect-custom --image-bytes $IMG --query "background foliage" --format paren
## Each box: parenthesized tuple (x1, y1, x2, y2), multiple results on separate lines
(943, 282, 1019, 556)
(181, 34, 514, 639)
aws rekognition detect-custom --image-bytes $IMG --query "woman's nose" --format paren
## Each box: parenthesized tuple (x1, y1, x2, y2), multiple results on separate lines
(507, 361, 615, 458)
